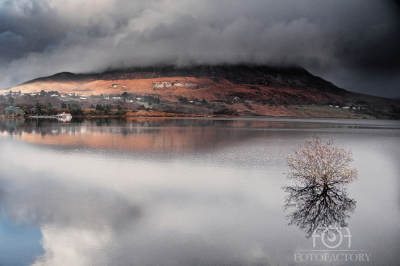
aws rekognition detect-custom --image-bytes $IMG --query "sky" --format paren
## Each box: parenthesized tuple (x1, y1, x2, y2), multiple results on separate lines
(0, 0, 399, 97)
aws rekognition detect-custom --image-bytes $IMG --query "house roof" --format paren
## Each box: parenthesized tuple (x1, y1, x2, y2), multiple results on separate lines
(4, 106, 20, 112)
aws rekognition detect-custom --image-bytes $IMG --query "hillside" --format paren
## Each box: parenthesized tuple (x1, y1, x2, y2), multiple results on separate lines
(6, 65, 400, 118)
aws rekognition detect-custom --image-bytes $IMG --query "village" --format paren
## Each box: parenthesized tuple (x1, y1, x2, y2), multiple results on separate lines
(0, 87, 389, 120)
(0, 88, 213, 119)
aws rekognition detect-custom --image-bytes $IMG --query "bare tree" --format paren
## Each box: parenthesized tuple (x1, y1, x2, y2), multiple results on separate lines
(286, 137, 358, 187)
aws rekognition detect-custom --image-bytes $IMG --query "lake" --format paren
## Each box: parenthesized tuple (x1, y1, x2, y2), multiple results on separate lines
(0, 117, 399, 266)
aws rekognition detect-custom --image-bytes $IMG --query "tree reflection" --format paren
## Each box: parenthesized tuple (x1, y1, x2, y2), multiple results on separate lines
(283, 182, 356, 237)
(283, 137, 358, 237)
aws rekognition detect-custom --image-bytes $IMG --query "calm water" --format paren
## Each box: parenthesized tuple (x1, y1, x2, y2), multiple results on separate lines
(0, 117, 399, 266)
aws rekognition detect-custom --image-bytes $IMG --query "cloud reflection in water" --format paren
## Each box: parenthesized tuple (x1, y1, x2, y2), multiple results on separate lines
(0, 135, 290, 266)
(1, 118, 400, 265)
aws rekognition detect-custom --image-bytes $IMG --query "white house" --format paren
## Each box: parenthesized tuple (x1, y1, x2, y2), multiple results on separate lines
(154, 82, 172, 88)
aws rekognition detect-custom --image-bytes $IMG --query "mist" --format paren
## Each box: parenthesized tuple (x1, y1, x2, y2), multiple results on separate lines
(0, 0, 399, 97)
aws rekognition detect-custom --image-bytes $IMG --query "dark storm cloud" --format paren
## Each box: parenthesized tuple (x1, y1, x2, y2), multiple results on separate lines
(0, 0, 399, 97)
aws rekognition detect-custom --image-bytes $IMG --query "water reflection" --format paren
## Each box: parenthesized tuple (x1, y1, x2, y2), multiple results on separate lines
(0, 118, 400, 265)
(283, 182, 356, 237)
(1, 118, 314, 152)
(0, 135, 290, 266)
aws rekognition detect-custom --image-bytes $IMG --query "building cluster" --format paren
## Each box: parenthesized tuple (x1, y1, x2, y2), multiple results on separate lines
(2, 106, 24, 118)
(3, 91, 23, 96)
(153, 82, 198, 88)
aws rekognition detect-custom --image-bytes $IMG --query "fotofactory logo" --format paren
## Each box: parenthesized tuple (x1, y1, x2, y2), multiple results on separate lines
(295, 226, 371, 263)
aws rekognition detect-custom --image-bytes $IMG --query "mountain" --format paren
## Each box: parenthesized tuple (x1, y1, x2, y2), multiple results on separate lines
(9, 65, 400, 118)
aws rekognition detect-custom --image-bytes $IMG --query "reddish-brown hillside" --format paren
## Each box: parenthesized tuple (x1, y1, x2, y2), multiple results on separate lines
(9, 65, 400, 118)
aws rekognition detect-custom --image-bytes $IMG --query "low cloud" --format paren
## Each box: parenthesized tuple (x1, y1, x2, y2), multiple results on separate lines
(0, 0, 399, 96)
